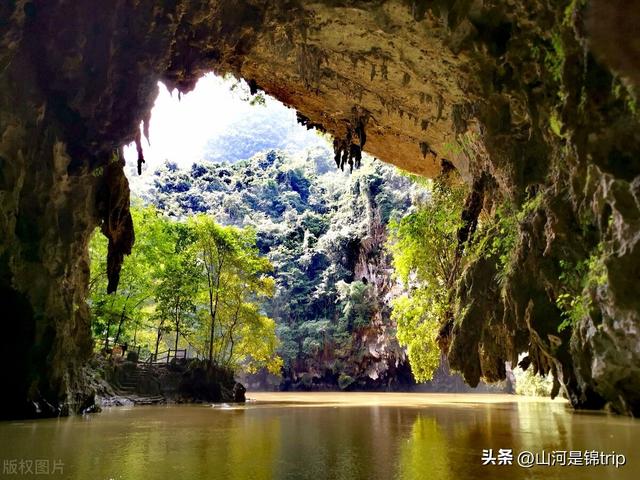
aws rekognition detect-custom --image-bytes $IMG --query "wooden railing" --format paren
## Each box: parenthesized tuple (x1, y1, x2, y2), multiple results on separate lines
(110, 343, 198, 365)
(142, 348, 188, 365)
(110, 344, 141, 358)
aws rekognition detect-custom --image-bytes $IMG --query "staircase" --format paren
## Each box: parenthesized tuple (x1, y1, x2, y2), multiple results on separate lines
(115, 364, 166, 405)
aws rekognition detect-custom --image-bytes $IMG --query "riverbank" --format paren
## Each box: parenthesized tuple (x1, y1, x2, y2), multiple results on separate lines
(91, 356, 245, 408)
(248, 391, 568, 407)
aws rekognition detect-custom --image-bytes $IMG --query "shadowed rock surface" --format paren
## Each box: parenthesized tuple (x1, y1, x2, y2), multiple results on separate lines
(95, 357, 240, 405)
(1, 0, 639, 417)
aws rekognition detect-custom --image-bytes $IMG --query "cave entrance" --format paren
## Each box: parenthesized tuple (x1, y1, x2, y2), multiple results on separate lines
(91, 72, 422, 394)
(90, 72, 529, 398)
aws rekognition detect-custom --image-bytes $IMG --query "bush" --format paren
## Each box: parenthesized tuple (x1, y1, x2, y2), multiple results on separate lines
(338, 373, 355, 390)
(513, 365, 553, 397)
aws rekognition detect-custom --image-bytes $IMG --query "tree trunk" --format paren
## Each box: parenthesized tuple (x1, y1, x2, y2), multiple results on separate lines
(207, 259, 224, 365)
(133, 319, 139, 345)
(113, 293, 131, 346)
(154, 320, 164, 360)
(102, 296, 117, 351)
(103, 314, 113, 351)
(224, 299, 241, 365)
(174, 311, 180, 353)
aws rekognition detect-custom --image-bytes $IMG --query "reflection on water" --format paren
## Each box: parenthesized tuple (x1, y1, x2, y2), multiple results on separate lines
(0, 393, 637, 480)
(397, 416, 449, 479)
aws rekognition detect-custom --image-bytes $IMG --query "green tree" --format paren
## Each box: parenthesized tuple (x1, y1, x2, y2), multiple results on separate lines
(89, 206, 281, 374)
(336, 280, 375, 332)
(154, 226, 199, 356)
(189, 215, 281, 372)
(88, 205, 170, 352)
(387, 180, 467, 381)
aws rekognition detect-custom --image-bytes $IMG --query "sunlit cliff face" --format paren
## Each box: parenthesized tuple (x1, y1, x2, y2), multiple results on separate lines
(1, 0, 639, 418)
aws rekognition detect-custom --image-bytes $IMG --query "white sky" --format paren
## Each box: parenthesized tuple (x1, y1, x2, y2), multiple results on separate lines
(123, 73, 325, 181)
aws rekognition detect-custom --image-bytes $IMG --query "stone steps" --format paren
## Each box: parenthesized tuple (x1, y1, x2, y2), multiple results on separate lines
(130, 395, 165, 406)
(113, 365, 166, 405)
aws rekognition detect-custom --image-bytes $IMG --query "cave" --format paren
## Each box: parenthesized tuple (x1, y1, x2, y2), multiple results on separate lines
(1, 0, 640, 420)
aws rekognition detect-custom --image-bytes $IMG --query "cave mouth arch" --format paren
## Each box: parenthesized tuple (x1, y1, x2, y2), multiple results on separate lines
(88, 69, 433, 400)
(2, 0, 640, 418)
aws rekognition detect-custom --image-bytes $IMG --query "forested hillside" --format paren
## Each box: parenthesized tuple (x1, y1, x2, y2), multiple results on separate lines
(143, 148, 422, 389)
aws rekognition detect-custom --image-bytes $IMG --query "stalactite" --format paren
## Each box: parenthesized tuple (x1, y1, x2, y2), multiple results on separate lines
(96, 151, 135, 294)
(135, 131, 145, 176)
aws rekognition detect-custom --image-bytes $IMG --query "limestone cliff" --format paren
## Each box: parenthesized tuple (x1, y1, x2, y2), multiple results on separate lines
(1, 0, 639, 417)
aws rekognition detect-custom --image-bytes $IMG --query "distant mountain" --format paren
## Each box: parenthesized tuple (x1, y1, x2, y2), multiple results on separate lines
(202, 104, 328, 164)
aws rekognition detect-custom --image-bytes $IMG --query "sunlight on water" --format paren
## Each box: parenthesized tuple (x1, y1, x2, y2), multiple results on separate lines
(0, 393, 637, 480)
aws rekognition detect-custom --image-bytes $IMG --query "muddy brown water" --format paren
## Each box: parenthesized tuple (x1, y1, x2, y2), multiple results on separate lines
(0, 392, 637, 479)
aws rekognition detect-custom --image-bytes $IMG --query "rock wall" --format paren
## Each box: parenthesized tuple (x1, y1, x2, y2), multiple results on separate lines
(1, 0, 639, 417)
(442, 0, 640, 416)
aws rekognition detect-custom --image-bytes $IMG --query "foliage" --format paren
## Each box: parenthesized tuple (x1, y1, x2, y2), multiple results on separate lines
(468, 199, 521, 287)
(153, 224, 200, 353)
(336, 280, 375, 332)
(89, 205, 172, 350)
(390, 294, 441, 382)
(612, 77, 638, 116)
(387, 180, 467, 381)
(147, 149, 418, 378)
(513, 365, 553, 396)
(556, 243, 608, 332)
(187, 215, 279, 372)
(88, 205, 281, 374)
(389, 181, 466, 285)
(338, 373, 355, 390)
(545, 32, 565, 85)
(549, 112, 564, 138)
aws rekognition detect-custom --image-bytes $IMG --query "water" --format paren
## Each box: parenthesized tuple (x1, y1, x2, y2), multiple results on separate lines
(0, 393, 637, 479)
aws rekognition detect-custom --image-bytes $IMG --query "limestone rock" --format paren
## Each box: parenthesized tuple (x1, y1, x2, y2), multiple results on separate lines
(1, 0, 640, 416)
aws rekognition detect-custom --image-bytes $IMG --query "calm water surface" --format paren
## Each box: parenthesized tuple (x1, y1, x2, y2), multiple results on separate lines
(0, 393, 637, 480)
